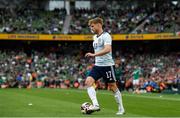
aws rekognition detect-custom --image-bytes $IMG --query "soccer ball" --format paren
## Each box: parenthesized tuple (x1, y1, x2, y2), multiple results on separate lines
(80, 102, 92, 114)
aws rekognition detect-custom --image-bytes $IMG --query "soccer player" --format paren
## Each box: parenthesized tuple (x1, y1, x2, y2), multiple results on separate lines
(85, 17, 125, 115)
(132, 66, 141, 90)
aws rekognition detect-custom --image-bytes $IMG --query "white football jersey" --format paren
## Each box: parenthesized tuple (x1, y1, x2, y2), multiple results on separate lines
(93, 32, 114, 66)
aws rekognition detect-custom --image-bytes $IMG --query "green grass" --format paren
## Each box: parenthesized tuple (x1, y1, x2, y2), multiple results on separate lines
(0, 88, 180, 117)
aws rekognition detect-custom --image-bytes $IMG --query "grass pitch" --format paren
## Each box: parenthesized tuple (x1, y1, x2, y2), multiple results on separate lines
(0, 88, 180, 117)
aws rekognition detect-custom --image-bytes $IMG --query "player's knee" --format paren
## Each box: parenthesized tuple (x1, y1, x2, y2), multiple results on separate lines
(85, 77, 95, 87)
(108, 83, 118, 92)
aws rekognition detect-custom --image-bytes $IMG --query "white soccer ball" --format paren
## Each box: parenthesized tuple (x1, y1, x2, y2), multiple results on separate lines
(80, 102, 92, 114)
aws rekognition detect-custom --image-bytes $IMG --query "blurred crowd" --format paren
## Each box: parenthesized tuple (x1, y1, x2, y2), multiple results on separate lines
(117, 50, 180, 93)
(0, 7, 66, 34)
(69, 4, 151, 34)
(70, 2, 180, 34)
(0, 42, 92, 89)
(0, 0, 180, 93)
(0, 41, 179, 93)
(0, 1, 179, 34)
(136, 3, 180, 33)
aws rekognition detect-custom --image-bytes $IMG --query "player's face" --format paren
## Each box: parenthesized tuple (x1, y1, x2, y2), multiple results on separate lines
(89, 23, 100, 34)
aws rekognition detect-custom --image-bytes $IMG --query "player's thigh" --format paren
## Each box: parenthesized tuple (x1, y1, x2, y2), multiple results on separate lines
(85, 76, 95, 87)
(85, 66, 101, 87)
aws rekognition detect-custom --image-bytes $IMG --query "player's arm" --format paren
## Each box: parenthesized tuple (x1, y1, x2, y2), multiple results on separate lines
(85, 44, 111, 57)
(94, 44, 111, 56)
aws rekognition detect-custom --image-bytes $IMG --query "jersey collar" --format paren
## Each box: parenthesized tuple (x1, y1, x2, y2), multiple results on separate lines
(96, 31, 104, 38)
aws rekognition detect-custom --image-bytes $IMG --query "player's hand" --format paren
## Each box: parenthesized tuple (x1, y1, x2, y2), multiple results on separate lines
(85, 53, 96, 57)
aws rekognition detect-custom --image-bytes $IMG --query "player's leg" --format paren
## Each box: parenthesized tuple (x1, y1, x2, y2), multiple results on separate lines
(85, 66, 101, 113)
(108, 82, 125, 115)
(104, 66, 125, 115)
(85, 76, 99, 108)
(133, 79, 139, 92)
(85, 76, 100, 113)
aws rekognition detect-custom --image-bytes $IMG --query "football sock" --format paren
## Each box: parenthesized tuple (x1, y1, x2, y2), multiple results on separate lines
(87, 86, 99, 107)
(114, 88, 124, 111)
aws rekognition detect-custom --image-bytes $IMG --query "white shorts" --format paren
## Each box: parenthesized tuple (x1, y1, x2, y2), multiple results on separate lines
(133, 79, 139, 85)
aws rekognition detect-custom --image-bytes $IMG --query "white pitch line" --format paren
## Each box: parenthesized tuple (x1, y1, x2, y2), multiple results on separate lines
(99, 92, 180, 101)
(64, 89, 180, 101)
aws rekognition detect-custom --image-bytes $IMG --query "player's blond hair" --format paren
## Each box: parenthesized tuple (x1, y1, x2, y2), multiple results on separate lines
(88, 17, 103, 26)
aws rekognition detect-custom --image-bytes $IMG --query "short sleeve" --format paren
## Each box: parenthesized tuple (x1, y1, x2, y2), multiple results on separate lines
(103, 33, 112, 45)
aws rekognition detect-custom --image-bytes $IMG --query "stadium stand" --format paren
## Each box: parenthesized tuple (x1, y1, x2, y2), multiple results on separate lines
(0, 41, 179, 93)
(135, 3, 180, 33)
(0, 0, 179, 94)
(69, 1, 179, 34)
(69, 1, 153, 34)
(0, 1, 179, 34)
(0, 8, 66, 34)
